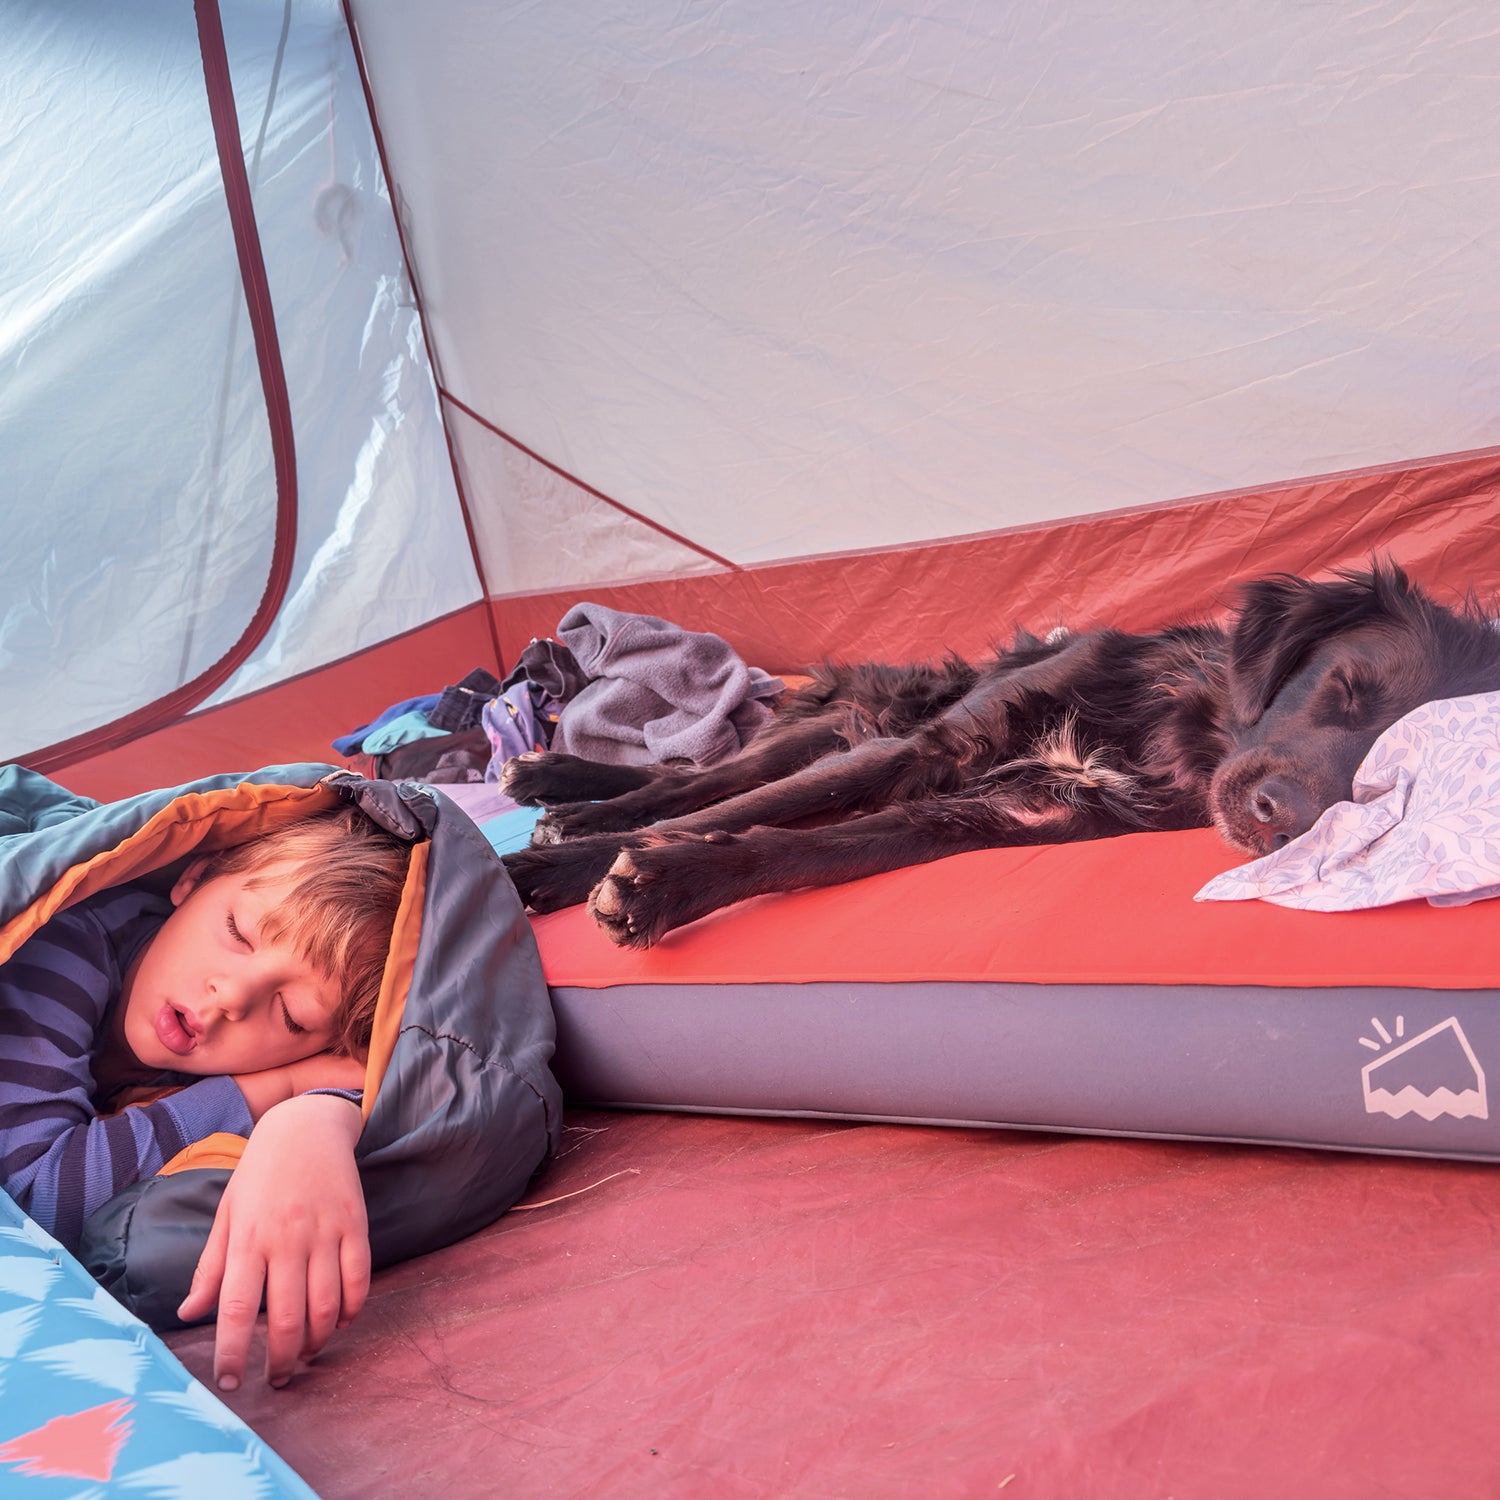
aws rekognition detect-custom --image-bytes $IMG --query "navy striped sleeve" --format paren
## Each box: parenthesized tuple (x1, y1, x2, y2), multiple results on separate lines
(0, 889, 253, 1251)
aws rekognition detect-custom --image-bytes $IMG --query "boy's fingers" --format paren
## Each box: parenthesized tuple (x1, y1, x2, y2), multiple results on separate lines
(262, 1255, 310, 1389)
(176, 1270, 217, 1323)
(212, 1254, 267, 1393)
(177, 1254, 220, 1314)
(338, 1226, 372, 1329)
(300, 1245, 345, 1362)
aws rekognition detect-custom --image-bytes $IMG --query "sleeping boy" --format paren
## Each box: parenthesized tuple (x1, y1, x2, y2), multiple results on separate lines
(0, 805, 410, 1391)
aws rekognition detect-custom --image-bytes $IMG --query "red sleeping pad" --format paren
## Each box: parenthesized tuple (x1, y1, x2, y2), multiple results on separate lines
(535, 826, 1500, 1159)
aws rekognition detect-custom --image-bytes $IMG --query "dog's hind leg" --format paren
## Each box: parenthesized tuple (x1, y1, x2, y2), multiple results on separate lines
(515, 711, 859, 842)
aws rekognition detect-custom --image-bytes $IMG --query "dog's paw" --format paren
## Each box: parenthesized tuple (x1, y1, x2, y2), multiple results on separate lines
(528, 814, 566, 847)
(586, 831, 745, 948)
(497, 751, 564, 806)
(587, 852, 657, 948)
(499, 749, 652, 807)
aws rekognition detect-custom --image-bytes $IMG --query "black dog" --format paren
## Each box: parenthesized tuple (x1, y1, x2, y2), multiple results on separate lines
(501, 564, 1500, 947)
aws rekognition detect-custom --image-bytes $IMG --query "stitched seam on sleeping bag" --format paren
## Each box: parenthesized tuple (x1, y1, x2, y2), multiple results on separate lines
(398, 1024, 559, 1142)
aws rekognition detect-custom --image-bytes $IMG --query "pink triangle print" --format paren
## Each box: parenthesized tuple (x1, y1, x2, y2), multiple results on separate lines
(0, 1398, 134, 1482)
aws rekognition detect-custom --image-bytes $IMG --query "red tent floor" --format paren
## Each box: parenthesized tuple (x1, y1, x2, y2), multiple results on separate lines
(165, 1107, 1500, 1498)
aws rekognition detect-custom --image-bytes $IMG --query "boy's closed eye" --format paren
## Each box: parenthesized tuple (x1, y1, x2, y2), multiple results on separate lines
(225, 907, 314, 1034)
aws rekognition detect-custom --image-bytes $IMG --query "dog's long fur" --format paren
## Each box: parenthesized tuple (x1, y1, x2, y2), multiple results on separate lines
(500, 563, 1500, 948)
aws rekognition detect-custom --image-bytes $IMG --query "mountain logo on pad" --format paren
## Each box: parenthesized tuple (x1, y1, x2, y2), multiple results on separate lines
(1359, 1016, 1487, 1122)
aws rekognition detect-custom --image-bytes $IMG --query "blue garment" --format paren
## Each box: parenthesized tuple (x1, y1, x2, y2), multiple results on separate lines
(0, 887, 253, 1252)
(331, 693, 442, 756)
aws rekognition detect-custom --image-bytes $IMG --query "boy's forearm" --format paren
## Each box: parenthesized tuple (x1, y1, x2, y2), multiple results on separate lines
(232, 1066, 295, 1123)
(266, 1090, 363, 1144)
(234, 1053, 367, 1123)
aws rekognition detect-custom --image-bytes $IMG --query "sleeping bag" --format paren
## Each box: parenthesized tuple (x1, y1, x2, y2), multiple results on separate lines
(0, 762, 561, 1329)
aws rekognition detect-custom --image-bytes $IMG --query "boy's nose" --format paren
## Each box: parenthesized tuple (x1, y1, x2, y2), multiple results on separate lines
(206, 979, 251, 1021)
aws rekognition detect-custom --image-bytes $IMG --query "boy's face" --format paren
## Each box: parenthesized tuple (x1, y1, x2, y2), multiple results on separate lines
(117, 859, 342, 1077)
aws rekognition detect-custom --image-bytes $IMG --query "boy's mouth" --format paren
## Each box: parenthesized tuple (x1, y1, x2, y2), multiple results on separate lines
(154, 1004, 199, 1056)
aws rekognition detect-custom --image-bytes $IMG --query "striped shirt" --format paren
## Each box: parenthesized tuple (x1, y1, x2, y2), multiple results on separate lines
(0, 884, 253, 1251)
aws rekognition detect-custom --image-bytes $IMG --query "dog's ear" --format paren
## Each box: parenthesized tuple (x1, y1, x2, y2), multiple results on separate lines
(1227, 563, 1411, 722)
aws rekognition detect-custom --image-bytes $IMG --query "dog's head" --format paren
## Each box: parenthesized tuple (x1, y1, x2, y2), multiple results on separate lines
(1210, 562, 1498, 856)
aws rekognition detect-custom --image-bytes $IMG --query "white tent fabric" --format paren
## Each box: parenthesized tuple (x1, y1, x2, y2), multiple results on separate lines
(6, 0, 1500, 773)
(1, 0, 475, 764)
(442, 402, 724, 599)
(351, 0, 1500, 573)
(5, 12, 1500, 1494)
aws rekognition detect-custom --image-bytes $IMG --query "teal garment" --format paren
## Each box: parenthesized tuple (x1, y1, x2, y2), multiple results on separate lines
(480, 805, 544, 854)
(359, 711, 449, 755)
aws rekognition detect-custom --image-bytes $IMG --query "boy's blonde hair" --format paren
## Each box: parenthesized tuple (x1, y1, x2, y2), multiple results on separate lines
(193, 805, 411, 1055)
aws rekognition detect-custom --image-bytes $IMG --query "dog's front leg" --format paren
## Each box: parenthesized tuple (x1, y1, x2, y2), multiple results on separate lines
(631, 732, 955, 838)
(587, 794, 1048, 948)
(504, 833, 632, 912)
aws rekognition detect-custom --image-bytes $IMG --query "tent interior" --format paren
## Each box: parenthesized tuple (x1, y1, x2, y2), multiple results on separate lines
(6, 0, 1500, 1494)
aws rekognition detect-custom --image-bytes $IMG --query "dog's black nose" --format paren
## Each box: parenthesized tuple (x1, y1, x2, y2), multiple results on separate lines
(1247, 775, 1312, 849)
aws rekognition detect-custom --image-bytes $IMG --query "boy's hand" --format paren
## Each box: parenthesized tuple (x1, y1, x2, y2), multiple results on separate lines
(234, 1052, 367, 1122)
(177, 1093, 369, 1391)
